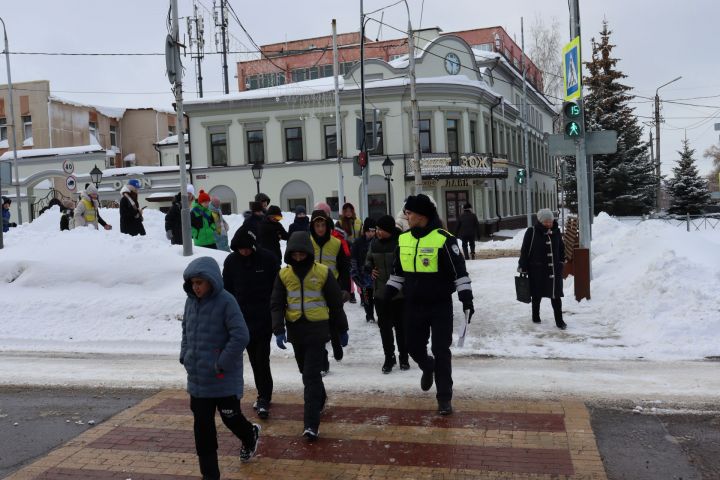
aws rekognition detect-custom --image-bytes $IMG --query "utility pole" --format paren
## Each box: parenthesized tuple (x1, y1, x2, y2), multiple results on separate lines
(187, 2, 205, 97)
(407, 11, 422, 195)
(521, 17, 531, 226)
(215, 0, 229, 94)
(654, 76, 681, 212)
(332, 19, 345, 209)
(359, 0, 369, 218)
(1, 17, 22, 225)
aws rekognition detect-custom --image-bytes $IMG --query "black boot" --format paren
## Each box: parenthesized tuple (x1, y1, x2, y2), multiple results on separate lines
(198, 453, 220, 480)
(438, 400, 453, 415)
(552, 298, 566, 329)
(382, 354, 396, 374)
(531, 297, 542, 323)
(399, 353, 410, 370)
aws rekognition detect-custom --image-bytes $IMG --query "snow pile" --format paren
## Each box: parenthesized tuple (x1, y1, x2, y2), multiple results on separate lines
(0, 209, 718, 361)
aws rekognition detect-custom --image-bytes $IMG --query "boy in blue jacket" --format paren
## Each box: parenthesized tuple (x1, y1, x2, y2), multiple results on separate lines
(180, 256, 260, 480)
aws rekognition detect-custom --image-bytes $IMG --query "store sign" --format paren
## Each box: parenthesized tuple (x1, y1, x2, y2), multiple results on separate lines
(405, 153, 508, 179)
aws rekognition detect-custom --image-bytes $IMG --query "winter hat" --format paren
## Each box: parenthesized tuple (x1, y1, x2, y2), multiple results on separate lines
(463, 203, 472, 210)
(210, 196, 222, 208)
(313, 201, 332, 216)
(249, 201, 264, 213)
(295, 205, 306, 216)
(267, 205, 282, 219)
(197, 190, 211, 204)
(362, 217, 376, 232)
(310, 209, 330, 225)
(186, 184, 196, 196)
(255, 192, 270, 204)
(376, 215, 396, 234)
(2, 196, 11, 206)
(127, 179, 141, 190)
(284, 231, 315, 265)
(85, 184, 98, 196)
(537, 208, 554, 223)
(404, 194, 437, 218)
(230, 227, 256, 251)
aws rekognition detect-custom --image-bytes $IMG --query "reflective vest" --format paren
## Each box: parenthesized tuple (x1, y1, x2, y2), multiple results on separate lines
(311, 236, 341, 279)
(81, 198, 97, 223)
(398, 229, 448, 273)
(279, 263, 330, 322)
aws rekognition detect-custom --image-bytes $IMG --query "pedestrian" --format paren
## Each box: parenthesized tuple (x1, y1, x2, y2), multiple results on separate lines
(60, 201, 75, 231)
(338, 202, 363, 244)
(209, 196, 231, 252)
(257, 205, 289, 266)
(80, 183, 113, 230)
(310, 209, 351, 375)
(385, 194, 474, 415)
(119, 179, 146, 236)
(255, 192, 270, 214)
(288, 205, 310, 235)
(2, 196, 15, 232)
(180, 256, 261, 479)
(73, 184, 102, 229)
(366, 215, 409, 373)
(455, 203, 481, 260)
(241, 201, 264, 237)
(351, 217, 376, 322)
(165, 184, 195, 245)
(271, 231, 349, 441)
(518, 208, 567, 330)
(191, 190, 217, 249)
(314, 201, 352, 262)
(224, 227, 280, 420)
(395, 208, 410, 232)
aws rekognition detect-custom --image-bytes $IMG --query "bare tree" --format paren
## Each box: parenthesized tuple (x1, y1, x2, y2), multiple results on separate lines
(704, 145, 720, 191)
(529, 14, 562, 103)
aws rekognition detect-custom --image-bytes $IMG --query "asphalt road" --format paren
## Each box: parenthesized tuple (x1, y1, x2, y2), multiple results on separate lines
(1, 387, 718, 479)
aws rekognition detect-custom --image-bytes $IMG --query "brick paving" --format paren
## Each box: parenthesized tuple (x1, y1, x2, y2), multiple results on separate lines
(6, 390, 607, 480)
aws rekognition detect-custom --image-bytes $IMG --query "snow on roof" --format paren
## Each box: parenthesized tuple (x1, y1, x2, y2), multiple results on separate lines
(102, 165, 183, 177)
(0, 139, 8, 149)
(185, 76, 341, 105)
(50, 95, 126, 119)
(23, 137, 34, 147)
(0, 144, 105, 161)
(156, 133, 188, 146)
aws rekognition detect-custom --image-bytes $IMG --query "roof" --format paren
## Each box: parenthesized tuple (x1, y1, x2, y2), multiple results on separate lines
(0, 144, 105, 161)
(155, 133, 189, 146)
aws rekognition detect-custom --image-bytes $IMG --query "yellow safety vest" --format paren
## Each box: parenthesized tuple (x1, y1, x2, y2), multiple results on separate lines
(398, 229, 448, 273)
(311, 236, 341, 279)
(279, 263, 330, 322)
(81, 198, 97, 222)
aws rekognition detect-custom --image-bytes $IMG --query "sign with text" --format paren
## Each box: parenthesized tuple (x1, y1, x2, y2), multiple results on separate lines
(62, 160, 74, 175)
(563, 36, 581, 101)
(404, 153, 508, 180)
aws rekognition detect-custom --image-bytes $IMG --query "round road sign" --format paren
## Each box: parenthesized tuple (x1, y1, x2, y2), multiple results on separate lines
(62, 160, 75, 175)
(65, 175, 77, 191)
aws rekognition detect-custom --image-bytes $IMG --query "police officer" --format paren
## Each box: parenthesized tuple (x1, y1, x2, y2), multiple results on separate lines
(385, 194, 474, 415)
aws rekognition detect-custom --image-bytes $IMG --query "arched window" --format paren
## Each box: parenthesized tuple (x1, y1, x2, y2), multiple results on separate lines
(279, 180, 314, 213)
(208, 185, 237, 214)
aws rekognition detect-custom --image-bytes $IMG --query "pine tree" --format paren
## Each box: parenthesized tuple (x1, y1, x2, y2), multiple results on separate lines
(667, 138, 711, 215)
(564, 21, 657, 215)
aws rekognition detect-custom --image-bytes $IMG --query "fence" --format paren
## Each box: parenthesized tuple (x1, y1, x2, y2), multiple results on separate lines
(640, 213, 720, 231)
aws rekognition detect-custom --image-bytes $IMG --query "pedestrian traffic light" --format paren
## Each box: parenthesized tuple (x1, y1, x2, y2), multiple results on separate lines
(563, 101, 583, 139)
(516, 168, 526, 184)
(358, 151, 368, 169)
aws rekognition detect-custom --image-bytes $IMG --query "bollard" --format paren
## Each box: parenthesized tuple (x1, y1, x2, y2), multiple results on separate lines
(686, 212, 690, 232)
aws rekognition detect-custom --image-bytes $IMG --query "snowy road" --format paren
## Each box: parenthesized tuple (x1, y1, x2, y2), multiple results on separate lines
(2, 351, 717, 405)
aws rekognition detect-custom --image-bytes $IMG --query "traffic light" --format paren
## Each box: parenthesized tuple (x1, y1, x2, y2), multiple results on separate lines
(358, 151, 368, 169)
(516, 168, 526, 184)
(563, 101, 583, 139)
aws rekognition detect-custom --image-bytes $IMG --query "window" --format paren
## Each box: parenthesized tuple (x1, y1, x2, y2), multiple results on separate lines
(324, 125, 337, 158)
(447, 119, 459, 164)
(246, 129, 265, 164)
(287, 197, 307, 211)
(419, 119, 432, 153)
(246, 72, 285, 89)
(22, 115, 32, 140)
(89, 121, 97, 137)
(0, 117, 7, 141)
(210, 132, 227, 166)
(285, 127, 303, 161)
(109, 125, 117, 147)
(365, 121, 383, 154)
(473, 43, 493, 52)
(469, 120, 477, 153)
(168, 125, 176, 136)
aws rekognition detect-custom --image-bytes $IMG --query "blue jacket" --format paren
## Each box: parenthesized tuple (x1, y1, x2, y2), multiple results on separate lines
(180, 256, 250, 398)
(2, 208, 10, 233)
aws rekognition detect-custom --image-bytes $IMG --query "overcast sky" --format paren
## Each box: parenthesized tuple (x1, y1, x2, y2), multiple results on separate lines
(2, 0, 718, 175)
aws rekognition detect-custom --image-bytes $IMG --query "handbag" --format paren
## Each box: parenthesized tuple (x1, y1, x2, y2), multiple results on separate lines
(515, 273, 531, 303)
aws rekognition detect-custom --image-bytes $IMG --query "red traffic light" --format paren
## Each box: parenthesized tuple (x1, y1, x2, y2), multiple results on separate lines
(358, 151, 368, 168)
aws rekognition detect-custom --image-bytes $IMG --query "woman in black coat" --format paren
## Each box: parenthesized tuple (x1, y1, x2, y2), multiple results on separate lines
(119, 180, 146, 236)
(455, 203, 481, 260)
(518, 208, 566, 329)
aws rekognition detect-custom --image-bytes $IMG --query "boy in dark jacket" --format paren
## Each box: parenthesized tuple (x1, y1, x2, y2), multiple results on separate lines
(257, 205, 289, 266)
(119, 179, 146, 236)
(270, 232, 349, 441)
(180, 257, 260, 479)
(223, 228, 280, 419)
(455, 203, 481, 260)
(351, 217, 376, 322)
(288, 205, 310, 235)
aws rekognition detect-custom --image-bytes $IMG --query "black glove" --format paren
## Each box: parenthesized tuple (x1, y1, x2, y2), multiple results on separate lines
(462, 300, 475, 322)
(384, 284, 399, 300)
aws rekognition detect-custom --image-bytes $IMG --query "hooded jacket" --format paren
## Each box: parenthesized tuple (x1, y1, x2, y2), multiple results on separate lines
(74, 191, 100, 229)
(165, 193, 185, 244)
(180, 256, 250, 398)
(119, 186, 146, 236)
(310, 213, 351, 291)
(366, 228, 403, 300)
(288, 215, 310, 235)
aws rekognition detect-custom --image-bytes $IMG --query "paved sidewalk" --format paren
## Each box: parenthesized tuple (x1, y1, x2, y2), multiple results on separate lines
(6, 390, 607, 479)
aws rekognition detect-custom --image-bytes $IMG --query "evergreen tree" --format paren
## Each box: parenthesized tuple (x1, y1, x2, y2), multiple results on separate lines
(667, 138, 711, 215)
(564, 21, 657, 215)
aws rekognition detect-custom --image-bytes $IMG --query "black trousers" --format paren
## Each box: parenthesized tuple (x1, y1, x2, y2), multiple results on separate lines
(375, 298, 407, 359)
(246, 330, 273, 403)
(405, 300, 453, 402)
(190, 395, 254, 476)
(362, 287, 375, 319)
(461, 237, 476, 259)
(531, 297, 563, 323)
(292, 339, 327, 430)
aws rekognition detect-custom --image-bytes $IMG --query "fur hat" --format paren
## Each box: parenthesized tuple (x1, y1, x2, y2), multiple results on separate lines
(537, 208, 554, 223)
(362, 217, 376, 232)
(404, 194, 437, 219)
(230, 227, 256, 251)
(376, 215, 397, 234)
(186, 184, 195, 196)
(197, 190, 211, 204)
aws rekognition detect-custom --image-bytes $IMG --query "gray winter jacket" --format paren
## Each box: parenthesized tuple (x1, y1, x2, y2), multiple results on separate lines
(180, 256, 250, 398)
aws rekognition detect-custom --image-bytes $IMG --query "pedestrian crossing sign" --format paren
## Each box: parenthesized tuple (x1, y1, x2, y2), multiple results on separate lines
(563, 36, 581, 101)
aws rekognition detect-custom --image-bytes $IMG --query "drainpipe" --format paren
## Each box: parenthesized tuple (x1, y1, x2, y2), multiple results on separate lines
(490, 95, 502, 233)
(47, 98, 53, 148)
(155, 112, 160, 165)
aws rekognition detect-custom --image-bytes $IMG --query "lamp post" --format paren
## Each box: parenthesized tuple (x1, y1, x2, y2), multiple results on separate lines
(382, 155, 394, 214)
(1, 16, 22, 224)
(89, 164, 103, 188)
(251, 162, 263, 195)
(654, 76, 681, 212)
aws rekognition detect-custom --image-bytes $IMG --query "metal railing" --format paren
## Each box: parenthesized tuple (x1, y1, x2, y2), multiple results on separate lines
(640, 213, 720, 231)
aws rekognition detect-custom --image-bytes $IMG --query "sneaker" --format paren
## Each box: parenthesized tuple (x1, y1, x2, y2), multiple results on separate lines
(303, 426, 319, 441)
(420, 368, 434, 391)
(382, 355, 397, 374)
(349, 293, 357, 304)
(256, 398, 270, 420)
(438, 400, 453, 415)
(239, 424, 261, 462)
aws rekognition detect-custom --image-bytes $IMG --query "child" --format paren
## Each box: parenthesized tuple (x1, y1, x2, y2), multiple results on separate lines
(180, 256, 260, 479)
(209, 196, 230, 251)
(2, 196, 13, 233)
(191, 190, 217, 249)
(270, 232, 349, 441)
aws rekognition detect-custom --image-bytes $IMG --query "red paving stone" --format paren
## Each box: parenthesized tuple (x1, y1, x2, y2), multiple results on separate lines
(34, 468, 197, 480)
(148, 398, 567, 432)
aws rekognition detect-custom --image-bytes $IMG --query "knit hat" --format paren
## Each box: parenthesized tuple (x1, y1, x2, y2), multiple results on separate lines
(230, 227, 256, 251)
(537, 208, 554, 223)
(267, 205, 282, 219)
(463, 203, 472, 210)
(186, 184, 195, 196)
(85, 184, 98, 196)
(197, 190, 211, 204)
(313, 201, 332, 216)
(255, 192, 270, 204)
(404, 194, 437, 218)
(376, 215, 396, 234)
(362, 217, 376, 232)
(128, 179, 141, 189)
(249, 201, 264, 213)
(295, 205, 306, 216)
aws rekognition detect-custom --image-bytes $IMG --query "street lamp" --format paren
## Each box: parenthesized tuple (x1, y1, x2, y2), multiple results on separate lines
(89, 164, 103, 188)
(251, 162, 263, 195)
(654, 75, 682, 212)
(382, 155, 394, 214)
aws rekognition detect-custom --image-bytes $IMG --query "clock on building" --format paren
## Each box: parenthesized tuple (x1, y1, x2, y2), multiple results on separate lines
(444, 52, 461, 75)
